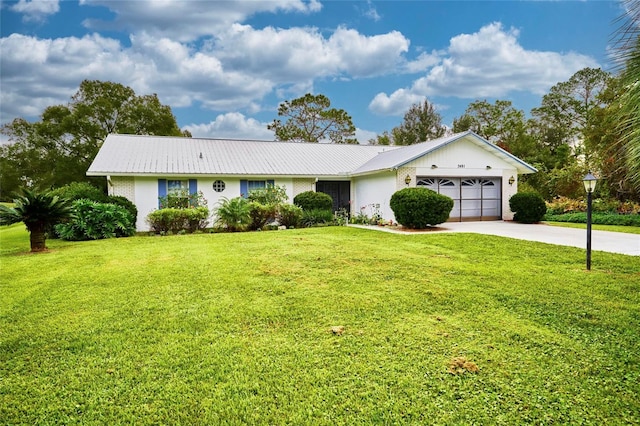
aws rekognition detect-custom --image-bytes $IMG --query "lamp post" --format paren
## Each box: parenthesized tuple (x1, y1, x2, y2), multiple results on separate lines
(583, 171, 597, 270)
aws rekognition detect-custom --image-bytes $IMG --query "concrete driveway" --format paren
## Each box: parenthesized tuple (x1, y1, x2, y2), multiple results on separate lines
(350, 221, 640, 256)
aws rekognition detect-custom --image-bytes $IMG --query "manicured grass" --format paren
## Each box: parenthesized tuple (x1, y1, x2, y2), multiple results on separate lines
(545, 221, 640, 234)
(1, 226, 639, 424)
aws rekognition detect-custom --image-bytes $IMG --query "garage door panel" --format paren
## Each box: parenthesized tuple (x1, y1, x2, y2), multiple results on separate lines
(417, 176, 501, 221)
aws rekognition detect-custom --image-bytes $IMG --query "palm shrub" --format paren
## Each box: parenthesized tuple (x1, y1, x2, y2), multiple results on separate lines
(509, 192, 547, 223)
(56, 199, 136, 240)
(0, 188, 74, 252)
(214, 197, 252, 232)
(390, 187, 453, 229)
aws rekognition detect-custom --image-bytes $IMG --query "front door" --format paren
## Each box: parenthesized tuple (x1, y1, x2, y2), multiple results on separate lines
(316, 181, 350, 212)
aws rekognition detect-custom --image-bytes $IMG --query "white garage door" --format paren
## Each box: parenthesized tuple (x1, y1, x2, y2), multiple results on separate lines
(416, 177, 501, 221)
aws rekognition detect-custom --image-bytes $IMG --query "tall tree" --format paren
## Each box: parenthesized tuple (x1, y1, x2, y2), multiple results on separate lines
(0, 80, 186, 199)
(452, 100, 528, 153)
(370, 99, 445, 146)
(531, 68, 612, 162)
(611, 0, 640, 192)
(392, 100, 446, 145)
(267, 93, 357, 144)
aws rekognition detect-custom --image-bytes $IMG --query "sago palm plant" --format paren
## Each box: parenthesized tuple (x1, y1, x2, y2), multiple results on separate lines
(0, 188, 74, 252)
(214, 197, 251, 232)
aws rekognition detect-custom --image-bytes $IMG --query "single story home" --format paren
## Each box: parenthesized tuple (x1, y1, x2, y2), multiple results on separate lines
(87, 131, 537, 231)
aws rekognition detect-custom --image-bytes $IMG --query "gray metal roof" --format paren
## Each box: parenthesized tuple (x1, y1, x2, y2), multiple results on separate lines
(352, 131, 537, 175)
(87, 134, 392, 177)
(87, 131, 536, 178)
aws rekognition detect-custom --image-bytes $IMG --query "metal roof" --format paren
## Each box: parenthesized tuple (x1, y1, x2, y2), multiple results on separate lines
(352, 131, 537, 175)
(87, 131, 537, 178)
(87, 134, 393, 177)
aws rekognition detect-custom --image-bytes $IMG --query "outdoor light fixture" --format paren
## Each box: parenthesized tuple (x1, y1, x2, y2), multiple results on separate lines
(508, 176, 515, 186)
(404, 175, 411, 186)
(486, 165, 492, 170)
(431, 164, 438, 169)
(583, 171, 598, 271)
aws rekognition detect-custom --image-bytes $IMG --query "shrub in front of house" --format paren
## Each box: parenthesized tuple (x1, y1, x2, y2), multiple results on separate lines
(390, 187, 453, 229)
(213, 197, 251, 232)
(277, 203, 303, 228)
(293, 191, 333, 212)
(509, 192, 547, 223)
(249, 202, 278, 230)
(146, 207, 209, 234)
(56, 199, 136, 240)
(50, 182, 107, 202)
(107, 195, 138, 225)
(301, 209, 335, 227)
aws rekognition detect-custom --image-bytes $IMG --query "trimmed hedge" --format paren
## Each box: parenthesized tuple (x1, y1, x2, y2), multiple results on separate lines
(509, 192, 546, 224)
(147, 207, 209, 234)
(390, 187, 453, 229)
(293, 191, 333, 211)
(545, 212, 640, 227)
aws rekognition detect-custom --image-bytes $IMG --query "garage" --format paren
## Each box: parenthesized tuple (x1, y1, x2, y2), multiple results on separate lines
(417, 177, 501, 221)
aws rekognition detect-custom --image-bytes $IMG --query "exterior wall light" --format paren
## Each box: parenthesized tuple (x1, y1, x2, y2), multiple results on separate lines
(404, 175, 411, 186)
(508, 176, 515, 186)
(431, 164, 438, 169)
(583, 171, 598, 270)
(486, 165, 492, 170)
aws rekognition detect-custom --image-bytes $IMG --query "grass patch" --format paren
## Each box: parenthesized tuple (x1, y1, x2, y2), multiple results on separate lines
(1, 226, 639, 424)
(544, 221, 640, 234)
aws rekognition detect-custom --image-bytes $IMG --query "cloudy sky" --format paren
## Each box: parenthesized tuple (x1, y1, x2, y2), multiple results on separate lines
(0, 0, 624, 143)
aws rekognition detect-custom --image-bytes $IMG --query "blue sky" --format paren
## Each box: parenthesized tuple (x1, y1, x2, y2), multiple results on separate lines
(0, 0, 624, 143)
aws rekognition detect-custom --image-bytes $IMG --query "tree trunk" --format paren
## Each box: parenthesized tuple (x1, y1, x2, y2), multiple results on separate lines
(29, 225, 47, 252)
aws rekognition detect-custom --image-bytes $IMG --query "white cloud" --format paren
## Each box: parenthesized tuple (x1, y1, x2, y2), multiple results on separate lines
(363, 0, 381, 22)
(183, 112, 274, 140)
(370, 22, 599, 115)
(368, 89, 426, 116)
(213, 24, 410, 80)
(11, 0, 59, 22)
(80, 0, 322, 42)
(355, 128, 378, 144)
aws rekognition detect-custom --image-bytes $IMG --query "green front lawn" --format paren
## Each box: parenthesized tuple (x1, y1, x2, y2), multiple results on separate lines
(1, 226, 639, 424)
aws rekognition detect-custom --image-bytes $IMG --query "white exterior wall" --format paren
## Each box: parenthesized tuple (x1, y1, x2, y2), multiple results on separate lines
(405, 138, 520, 220)
(352, 171, 397, 222)
(119, 176, 297, 231)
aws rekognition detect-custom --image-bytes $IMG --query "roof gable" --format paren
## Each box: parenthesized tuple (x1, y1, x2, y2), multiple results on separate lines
(352, 131, 537, 175)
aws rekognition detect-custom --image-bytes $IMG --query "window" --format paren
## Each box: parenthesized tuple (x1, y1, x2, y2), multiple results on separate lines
(168, 179, 188, 194)
(212, 180, 226, 192)
(248, 180, 266, 191)
(240, 179, 274, 198)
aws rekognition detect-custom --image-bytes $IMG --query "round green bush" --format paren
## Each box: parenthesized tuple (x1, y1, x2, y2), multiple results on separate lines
(107, 195, 138, 224)
(50, 182, 107, 202)
(293, 191, 333, 211)
(509, 192, 547, 223)
(390, 187, 453, 229)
